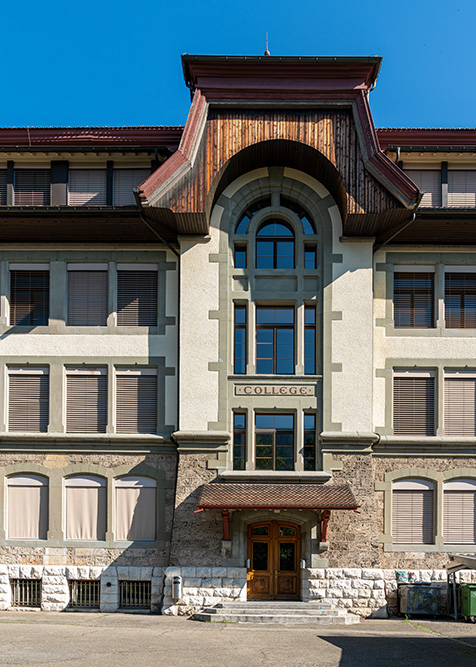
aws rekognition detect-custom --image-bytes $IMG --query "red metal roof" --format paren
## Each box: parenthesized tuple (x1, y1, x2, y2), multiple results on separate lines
(196, 483, 359, 511)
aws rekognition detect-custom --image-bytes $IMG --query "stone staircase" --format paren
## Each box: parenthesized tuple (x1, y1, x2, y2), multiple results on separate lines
(193, 601, 361, 625)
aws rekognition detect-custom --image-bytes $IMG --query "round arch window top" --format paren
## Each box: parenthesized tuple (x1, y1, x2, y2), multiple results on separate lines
(256, 220, 295, 269)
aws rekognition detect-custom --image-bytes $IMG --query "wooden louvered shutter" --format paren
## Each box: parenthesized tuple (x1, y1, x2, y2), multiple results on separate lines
(117, 269, 158, 326)
(444, 481, 476, 544)
(113, 169, 150, 206)
(68, 269, 108, 325)
(66, 371, 107, 433)
(394, 373, 435, 435)
(394, 271, 434, 328)
(116, 372, 157, 434)
(10, 269, 49, 325)
(69, 170, 107, 206)
(448, 171, 476, 207)
(445, 272, 476, 328)
(406, 170, 441, 207)
(444, 375, 476, 436)
(8, 369, 49, 432)
(392, 489, 434, 544)
(14, 169, 51, 206)
(0, 169, 6, 205)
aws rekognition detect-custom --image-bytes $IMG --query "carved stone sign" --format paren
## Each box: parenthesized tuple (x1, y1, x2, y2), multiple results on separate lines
(234, 385, 314, 396)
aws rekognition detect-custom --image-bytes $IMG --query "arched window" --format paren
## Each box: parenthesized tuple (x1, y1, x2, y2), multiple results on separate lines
(65, 475, 107, 541)
(256, 221, 295, 269)
(392, 479, 434, 544)
(115, 476, 157, 541)
(280, 198, 316, 235)
(235, 198, 271, 234)
(7, 474, 48, 539)
(444, 479, 476, 544)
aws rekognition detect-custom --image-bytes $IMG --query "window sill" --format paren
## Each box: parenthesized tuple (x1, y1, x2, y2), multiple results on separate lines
(219, 470, 332, 483)
(383, 543, 476, 553)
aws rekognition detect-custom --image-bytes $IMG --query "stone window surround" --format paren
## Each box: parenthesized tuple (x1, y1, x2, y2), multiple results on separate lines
(376, 252, 476, 337)
(376, 360, 476, 439)
(0, 461, 173, 549)
(375, 467, 476, 552)
(0, 357, 175, 436)
(0, 249, 176, 336)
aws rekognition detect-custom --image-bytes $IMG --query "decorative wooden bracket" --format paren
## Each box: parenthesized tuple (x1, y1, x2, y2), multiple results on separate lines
(321, 509, 331, 542)
(222, 509, 230, 541)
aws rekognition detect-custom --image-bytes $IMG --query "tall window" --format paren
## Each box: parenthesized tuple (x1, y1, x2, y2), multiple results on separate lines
(445, 272, 476, 328)
(393, 370, 435, 436)
(234, 305, 247, 374)
(392, 479, 434, 544)
(66, 367, 108, 433)
(7, 474, 48, 539)
(394, 269, 434, 328)
(256, 221, 294, 269)
(67, 264, 108, 326)
(115, 476, 157, 541)
(8, 367, 49, 433)
(10, 266, 49, 325)
(256, 306, 294, 375)
(304, 305, 316, 375)
(444, 479, 476, 544)
(65, 475, 106, 541)
(255, 414, 294, 471)
(233, 413, 246, 470)
(444, 371, 476, 436)
(303, 414, 316, 470)
(117, 265, 158, 326)
(116, 368, 157, 434)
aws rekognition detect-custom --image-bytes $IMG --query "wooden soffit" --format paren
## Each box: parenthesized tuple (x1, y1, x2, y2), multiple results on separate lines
(138, 55, 420, 238)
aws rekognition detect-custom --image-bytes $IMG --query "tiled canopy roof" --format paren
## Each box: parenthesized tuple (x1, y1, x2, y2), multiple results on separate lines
(196, 483, 359, 511)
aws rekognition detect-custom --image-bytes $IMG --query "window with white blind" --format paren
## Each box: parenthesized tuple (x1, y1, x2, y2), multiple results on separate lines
(448, 170, 476, 207)
(0, 169, 6, 205)
(393, 370, 435, 436)
(116, 264, 158, 326)
(116, 368, 157, 434)
(113, 169, 150, 206)
(14, 169, 51, 206)
(65, 475, 106, 541)
(66, 368, 108, 433)
(394, 267, 435, 328)
(444, 372, 476, 436)
(67, 263, 108, 326)
(444, 479, 476, 544)
(445, 271, 476, 328)
(7, 474, 48, 539)
(115, 476, 156, 541)
(8, 367, 49, 433)
(405, 169, 441, 207)
(392, 479, 434, 544)
(10, 264, 49, 326)
(68, 169, 107, 206)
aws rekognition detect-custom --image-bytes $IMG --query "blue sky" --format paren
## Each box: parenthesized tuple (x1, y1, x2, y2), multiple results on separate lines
(3, 0, 476, 129)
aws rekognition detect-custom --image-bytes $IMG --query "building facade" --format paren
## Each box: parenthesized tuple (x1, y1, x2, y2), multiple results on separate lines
(0, 55, 475, 617)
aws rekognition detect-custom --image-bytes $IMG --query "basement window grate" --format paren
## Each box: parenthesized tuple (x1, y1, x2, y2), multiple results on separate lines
(119, 580, 151, 609)
(68, 580, 100, 609)
(11, 579, 41, 608)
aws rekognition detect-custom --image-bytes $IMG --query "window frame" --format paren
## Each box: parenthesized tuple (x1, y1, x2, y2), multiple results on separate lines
(254, 413, 295, 471)
(115, 367, 158, 434)
(393, 370, 436, 436)
(256, 305, 295, 375)
(7, 366, 50, 433)
(9, 263, 50, 326)
(393, 266, 435, 329)
(392, 478, 435, 545)
(255, 220, 295, 270)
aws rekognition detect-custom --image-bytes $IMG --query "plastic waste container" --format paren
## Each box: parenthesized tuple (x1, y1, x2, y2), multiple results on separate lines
(460, 584, 476, 623)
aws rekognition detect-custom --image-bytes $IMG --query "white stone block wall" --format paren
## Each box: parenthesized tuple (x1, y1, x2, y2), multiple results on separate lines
(162, 566, 247, 616)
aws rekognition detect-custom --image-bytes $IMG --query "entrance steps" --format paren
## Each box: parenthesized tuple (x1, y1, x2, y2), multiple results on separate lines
(193, 601, 360, 625)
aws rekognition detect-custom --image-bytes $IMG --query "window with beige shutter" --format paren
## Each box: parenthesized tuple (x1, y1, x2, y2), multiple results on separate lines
(10, 265, 49, 326)
(392, 479, 434, 544)
(113, 169, 150, 206)
(8, 367, 49, 433)
(67, 264, 108, 326)
(115, 368, 157, 434)
(7, 474, 48, 539)
(405, 170, 441, 207)
(66, 368, 107, 433)
(115, 476, 157, 541)
(448, 170, 476, 207)
(443, 479, 476, 544)
(68, 169, 107, 206)
(445, 271, 476, 328)
(14, 169, 51, 206)
(116, 264, 158, 326)
(393, 370, 435, 436)
(444, 372, 476, 436)
(394, 268, 435, 328)
(65, 475, 106, 541)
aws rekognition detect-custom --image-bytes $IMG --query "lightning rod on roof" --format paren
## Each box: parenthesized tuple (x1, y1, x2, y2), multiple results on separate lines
(264, 33, 270, 56)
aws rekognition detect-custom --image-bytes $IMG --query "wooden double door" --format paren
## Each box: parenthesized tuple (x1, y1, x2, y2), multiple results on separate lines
(247, 521, 300, 600)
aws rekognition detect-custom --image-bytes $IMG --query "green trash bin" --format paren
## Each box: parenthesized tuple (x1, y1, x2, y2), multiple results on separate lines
(460, 584, 476, 622)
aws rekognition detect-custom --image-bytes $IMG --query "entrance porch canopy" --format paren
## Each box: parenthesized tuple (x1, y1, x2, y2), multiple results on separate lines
(196, 483, 359, 511)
